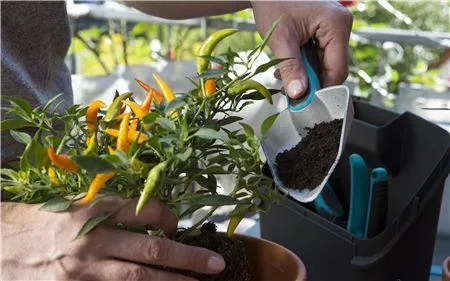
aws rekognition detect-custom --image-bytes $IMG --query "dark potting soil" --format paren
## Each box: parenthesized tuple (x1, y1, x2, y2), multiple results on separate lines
(170, 222, 252, 281)
(275, 119, 343, 190)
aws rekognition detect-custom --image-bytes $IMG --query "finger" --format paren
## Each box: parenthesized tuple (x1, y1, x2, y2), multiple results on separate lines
(269, 22, 308, 99)
(320, 35, 350, 88)
(80, 259, 198, 281)
(111, 198, 178, 237)
(103, 230, 226, 274)
(272, 40, 308, 99)
(274, 68, 281, 80)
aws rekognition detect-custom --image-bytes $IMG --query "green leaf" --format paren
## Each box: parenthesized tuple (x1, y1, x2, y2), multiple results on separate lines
(72, 156, 116, 174)
(10, 130, 31, 145)
(42, 94, 64, 112)
(259, 17, 282, 51)
(1, 119, 33, 131)
(196, 195, 240, 206)
(196, 165, 228, 175)
(197, 55, 227, 66)
(165, 99, 186, 114)
(195, 69, 228, 79)
(142, 112, 160, 124)
(39, 197, 72, 213)
(3, 96, 32, 114)
(239, 122, 255, 137)
(218, 116, 243, 126)
(253, 58, 291, 76)
(193, 128, 227, 141)
(73, 211, 112, 240)
(260, 113, 280, 136)
(193, 174, 217, 193)
(21, 135, 47, 170)
(0, 169, 19, 180)
(156, 117, 176, 132)
(241, 89, 279, 101)
(229, 203, 254, 217)
(176, 147, 192, 162)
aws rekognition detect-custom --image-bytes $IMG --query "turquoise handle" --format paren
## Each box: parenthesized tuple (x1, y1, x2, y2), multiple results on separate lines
(347, 154, 370, 238)
(287, 47, 321, 112)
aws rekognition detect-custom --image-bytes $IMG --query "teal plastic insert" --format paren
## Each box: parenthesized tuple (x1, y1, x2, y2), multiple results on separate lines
(287, 47, 321, 112)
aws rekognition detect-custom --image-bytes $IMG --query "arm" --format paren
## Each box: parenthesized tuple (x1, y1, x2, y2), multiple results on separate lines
(128, 1, 251, 20)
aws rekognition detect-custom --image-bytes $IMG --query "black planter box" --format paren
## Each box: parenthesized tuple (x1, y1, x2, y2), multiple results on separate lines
(260, 99, 450, 281)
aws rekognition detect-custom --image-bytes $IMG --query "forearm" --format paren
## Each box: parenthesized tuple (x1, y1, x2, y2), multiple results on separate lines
(128, 1, 251, 20)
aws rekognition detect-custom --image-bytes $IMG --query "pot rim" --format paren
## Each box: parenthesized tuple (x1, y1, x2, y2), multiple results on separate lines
(233, 233, 307, 281)
(444, 257, 450, 277)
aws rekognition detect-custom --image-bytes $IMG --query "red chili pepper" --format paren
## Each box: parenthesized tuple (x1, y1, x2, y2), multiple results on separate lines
(47, 147, 79, 172)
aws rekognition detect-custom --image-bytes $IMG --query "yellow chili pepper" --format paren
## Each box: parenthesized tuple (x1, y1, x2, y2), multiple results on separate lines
(47, 147, 79, 172)
(135, 78, 163, 104)
(130, 119, 139, 131)
(152, 74, 175, 102)
(107, 146, 115, 154)
(83, 134, 97, 156)
(227, 215, 244, 238)
(48, 167, 59, 185)
(104, 92, 132, 122)
(105, 128, 148, 144)
(204, 79, 217, 97)
(80, 172, 115, 205)
(122, 100, 146, 119)
(117, 113, 130, 153)
(86, 100, 106, 132)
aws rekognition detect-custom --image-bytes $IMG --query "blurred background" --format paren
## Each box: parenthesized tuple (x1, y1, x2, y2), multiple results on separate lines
(66, 1, 449, 278)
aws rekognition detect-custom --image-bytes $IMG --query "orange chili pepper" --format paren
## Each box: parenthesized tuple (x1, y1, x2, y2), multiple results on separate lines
(141, 90, 153, 112)
(48, 167, 60, 185)
(47, 147, 79, 172)
(80, 172, 115, 205)
(86, 100, 106, 132)
(104, 128, 148, 144)
(152, 74, 175, 102)
(135, 78, 163, 104)
(116, 112, 130, 153)
(122, 100, 146, 119)
(205, 79, 217, 96)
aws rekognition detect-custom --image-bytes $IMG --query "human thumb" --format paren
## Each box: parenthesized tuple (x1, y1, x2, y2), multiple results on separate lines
(273, 39, 309, 99)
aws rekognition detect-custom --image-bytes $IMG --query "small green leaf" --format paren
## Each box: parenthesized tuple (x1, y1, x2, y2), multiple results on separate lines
(21, 135, 47, 170)
(142, 112, 160, 124)
(260, 113, 280, 136)
(176, 147, 193, 162)
(3, 96, 32, 114)
(42, 94, 64, 112)
(156, 117, 176, 132)
(196, 165, 228, 175)
(10, 130, 31, 145)
(73, 211, 112, 240)
(239, 122, 255, 137)
(193, 174, 217, 193)
(193, 128, 227, 141)
(40, 197, 72, 212)
(252, 58, 291, 76)
(196, 195, 240, 206)
(197, 55, 227, 66)
(195, 69, 228, 79)
(165, 99, 186, 114)
(72, 156, 116, 174)
(229, 203, 254, 217)
(1, 119, 33, 131)
(218, 116, 243, 126)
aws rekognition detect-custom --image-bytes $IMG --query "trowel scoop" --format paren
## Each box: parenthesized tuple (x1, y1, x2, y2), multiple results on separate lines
(261, 47, 354, 203)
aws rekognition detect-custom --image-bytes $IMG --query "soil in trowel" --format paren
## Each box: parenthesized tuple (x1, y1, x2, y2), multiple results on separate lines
(170, 222, 251, 281)
(276, 119, 343, 190)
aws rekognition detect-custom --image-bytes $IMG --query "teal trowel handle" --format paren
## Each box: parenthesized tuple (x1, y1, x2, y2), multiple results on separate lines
(287, 47, 321, 112)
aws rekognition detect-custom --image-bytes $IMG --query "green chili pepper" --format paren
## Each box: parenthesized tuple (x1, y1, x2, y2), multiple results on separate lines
(228, 79, 273, 104)
(135, 161, 168, 215)
(196, 29, 237, 74)
(104, 92, 132, 122)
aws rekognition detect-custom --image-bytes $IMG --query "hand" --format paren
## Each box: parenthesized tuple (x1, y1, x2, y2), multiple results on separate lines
(251, 1, 353, 99)
(2, 196, 225, 280)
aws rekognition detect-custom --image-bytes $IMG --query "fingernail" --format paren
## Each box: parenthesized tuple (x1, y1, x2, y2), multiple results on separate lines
(287, 80, 305, 99)
(207, 256, 225, 272)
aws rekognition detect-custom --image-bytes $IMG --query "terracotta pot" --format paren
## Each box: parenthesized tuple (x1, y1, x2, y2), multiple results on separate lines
(443, 257, 450, 281)
(236, 234, 307, 281)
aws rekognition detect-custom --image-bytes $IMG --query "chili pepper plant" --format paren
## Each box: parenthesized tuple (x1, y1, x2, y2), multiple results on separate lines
(1, 23, 286, 241)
